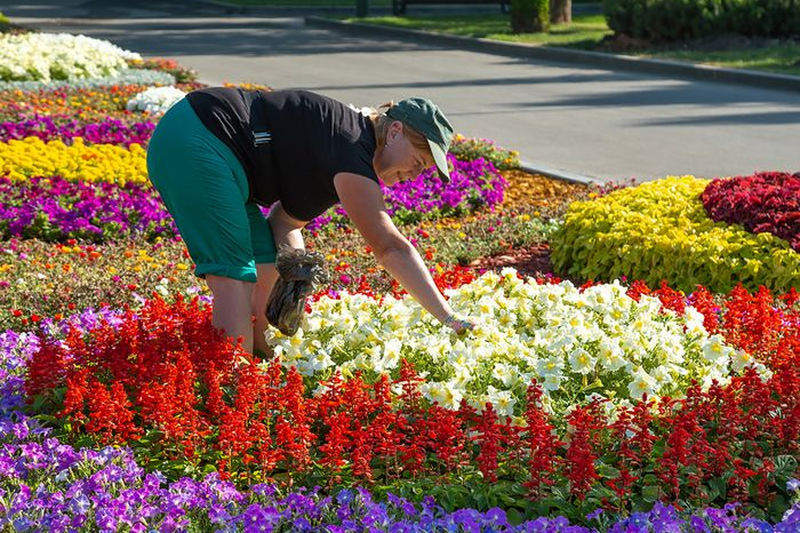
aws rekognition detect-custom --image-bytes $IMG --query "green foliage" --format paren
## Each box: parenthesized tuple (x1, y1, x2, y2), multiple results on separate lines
(603, 0, 800, 42)
(449, 134, 521, 171)
(550, 176, 800, 293)
(511, 0, 551, 33)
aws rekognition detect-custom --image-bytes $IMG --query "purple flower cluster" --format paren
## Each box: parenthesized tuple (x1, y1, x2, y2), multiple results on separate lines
(0, 330, 40, 415)
(385, 156, 506, 216)
(0, 176, 177, 243)
(2, 316, 800, 531)
(0, 115, 155, 146)
(305, 155, 507, 231)
(1, 424, 798, 533)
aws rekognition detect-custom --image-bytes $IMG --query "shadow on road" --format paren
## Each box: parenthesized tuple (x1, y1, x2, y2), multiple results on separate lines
(509, 83, 800, 109)
(637, 110, 800, 126)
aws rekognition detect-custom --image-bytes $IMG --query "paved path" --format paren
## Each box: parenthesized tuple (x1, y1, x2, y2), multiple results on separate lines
(3, 0, 798, 182)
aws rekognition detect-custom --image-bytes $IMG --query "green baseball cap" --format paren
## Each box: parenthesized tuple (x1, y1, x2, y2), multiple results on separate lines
(385, 97, 454, 183)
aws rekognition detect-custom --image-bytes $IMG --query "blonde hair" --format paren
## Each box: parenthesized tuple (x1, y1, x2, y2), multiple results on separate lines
(368, 101, 432, 160)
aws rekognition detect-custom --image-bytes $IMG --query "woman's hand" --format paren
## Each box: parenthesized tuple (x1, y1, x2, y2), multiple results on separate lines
(442, 314, 475, 335)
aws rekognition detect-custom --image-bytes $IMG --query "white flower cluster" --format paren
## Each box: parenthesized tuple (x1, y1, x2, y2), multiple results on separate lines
(126, 86, 186, 114)
(0, 68, 174, 92)
(266, 269, 769, 417)
(0, 32, 141, 82)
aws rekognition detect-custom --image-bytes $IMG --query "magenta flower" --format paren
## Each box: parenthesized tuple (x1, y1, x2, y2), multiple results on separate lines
(0, 114, 155, 147)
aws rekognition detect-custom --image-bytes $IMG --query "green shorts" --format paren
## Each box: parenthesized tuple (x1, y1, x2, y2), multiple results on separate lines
(146, 97, 277, 283)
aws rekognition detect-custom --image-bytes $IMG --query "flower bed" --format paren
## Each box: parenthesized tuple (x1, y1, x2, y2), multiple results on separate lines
(550, 175, 800, 293)
(448, 133, 520, 170)
(272, 270, 764, 413)
(0, 32, 140, 82)
(0, 136, 147, 185)
(701, 171, 800, 253)
(308, 155, 508, 230)
(127, 57, 199, 84)
(12, 276, 800, 524)
(0, 175, 176, 242)
(0, 206, 556, 333)
(0, 115, 155, 146)
(3, 31, 800, 531)
(0, 83, 204, 124)
(2, 412, 797, 532)
(0, 68, 175, 92)
(0, 137, 510, 232)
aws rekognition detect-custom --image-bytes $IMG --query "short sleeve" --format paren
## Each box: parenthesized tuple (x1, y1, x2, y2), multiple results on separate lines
(330, 140, 380, 198)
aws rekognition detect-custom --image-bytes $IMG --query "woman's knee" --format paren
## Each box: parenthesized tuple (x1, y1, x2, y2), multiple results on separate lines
(206, 275, 255, 300)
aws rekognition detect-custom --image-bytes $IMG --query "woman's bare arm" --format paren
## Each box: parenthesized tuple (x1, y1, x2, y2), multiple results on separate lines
(267, 201, 306, 251)
(333, 171, 457, 324)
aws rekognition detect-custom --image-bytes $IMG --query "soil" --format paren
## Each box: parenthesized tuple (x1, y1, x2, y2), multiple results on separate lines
(467, 242, 554, 278)
(0, 21, 31, 35)
(598, 33, 654, 53)
(597, 32, 800, 54)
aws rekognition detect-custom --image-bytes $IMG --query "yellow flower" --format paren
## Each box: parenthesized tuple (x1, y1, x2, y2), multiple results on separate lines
(550, 175, 800, 293)
(0, 137, 148, 186)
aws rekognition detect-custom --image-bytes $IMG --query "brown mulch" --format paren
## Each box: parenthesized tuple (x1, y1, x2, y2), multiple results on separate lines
(498, 169, 589, 212)
(467, 242, 589, 285)
(467, 242, 554, 278)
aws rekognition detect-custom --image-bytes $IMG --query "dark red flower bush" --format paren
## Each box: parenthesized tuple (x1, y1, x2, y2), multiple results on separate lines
(701, 171, 800, 252)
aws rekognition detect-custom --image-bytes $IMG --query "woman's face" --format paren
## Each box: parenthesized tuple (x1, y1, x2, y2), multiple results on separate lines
(374, 120, 435, 186)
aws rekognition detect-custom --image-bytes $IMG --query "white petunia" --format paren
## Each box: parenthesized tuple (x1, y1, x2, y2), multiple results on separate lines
(701, 334, 733, 363)
(628, 367, 658, 399)
(422, 380, 463, 410)
(568, 347, 595, 375)
(264, 270, 743, 413)
(730, 348, 755, 373)
(0, 32, 140, 83)
(126, 86, 186, 114)
(596, 339, 626, 371)
(485, 386, 516, 417)
(491, 362, 517, 387)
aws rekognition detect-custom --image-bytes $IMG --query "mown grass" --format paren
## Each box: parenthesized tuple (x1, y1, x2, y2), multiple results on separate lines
(337, 13, 800, 76)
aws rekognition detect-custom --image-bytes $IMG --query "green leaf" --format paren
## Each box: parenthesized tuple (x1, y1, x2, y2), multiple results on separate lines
(506, 507, 524, 526)
(596, 463, 621, 479)
(641, 485, 660, 502)
(774, 455, 798, 480)
(708, 475, 727, 499)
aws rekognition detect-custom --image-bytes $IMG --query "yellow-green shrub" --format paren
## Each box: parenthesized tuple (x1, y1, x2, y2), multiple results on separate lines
(550, 175, 800, 293)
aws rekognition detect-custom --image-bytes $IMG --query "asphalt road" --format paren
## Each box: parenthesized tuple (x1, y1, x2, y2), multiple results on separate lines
(3, 0, 799, 182)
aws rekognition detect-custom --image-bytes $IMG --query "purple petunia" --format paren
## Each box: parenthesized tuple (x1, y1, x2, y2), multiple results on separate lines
(305, 154, 507, 231)
(0, 175, 177, 242)
(0, 115, 155, 147)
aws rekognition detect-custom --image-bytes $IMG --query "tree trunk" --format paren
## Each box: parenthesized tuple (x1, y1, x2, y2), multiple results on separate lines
(550, 0, 571, 24)
(510, 0, 550, 33)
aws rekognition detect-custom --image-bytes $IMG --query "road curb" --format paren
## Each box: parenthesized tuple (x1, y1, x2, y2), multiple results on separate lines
(518, 161, 597, 185)
(305, 16, 800, 93)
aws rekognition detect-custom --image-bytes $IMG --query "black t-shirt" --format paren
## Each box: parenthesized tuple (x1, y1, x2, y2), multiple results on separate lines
(186, 87, 380, 222)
